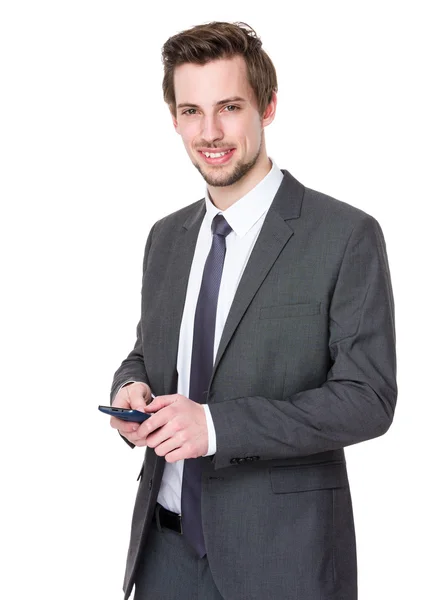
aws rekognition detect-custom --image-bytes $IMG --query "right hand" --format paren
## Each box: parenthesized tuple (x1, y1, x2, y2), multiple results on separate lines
(110, 381, 152, 444)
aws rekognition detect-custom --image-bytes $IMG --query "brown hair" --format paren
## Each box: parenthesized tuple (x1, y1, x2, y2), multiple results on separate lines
(161, 21, 278, 117)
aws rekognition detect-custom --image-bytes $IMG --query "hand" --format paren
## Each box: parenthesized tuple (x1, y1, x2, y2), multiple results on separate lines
(126, 394, 209, 462)
(110, 382, 152, 444)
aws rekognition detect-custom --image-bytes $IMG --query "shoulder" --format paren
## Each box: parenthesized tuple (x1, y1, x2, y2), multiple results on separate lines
(296, 181, 386, 250)
(150, 198, 205, 237)
(299, 185, 386, 255)
(274, 169, 386, 254)
(275, 169, 380, 234)
(302, 185, 376, 228)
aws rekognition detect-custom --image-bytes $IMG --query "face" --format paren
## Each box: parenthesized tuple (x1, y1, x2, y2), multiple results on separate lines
(172, 55, 276, 188)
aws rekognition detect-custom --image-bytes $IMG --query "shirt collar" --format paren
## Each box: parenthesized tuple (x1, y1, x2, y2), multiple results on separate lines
(204, 157, 284, 238)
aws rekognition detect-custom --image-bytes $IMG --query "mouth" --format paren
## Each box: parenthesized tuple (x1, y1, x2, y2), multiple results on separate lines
(198, 148, 236, 165)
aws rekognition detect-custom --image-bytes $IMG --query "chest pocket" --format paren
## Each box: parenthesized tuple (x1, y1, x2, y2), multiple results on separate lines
(260, 302, 321, 320)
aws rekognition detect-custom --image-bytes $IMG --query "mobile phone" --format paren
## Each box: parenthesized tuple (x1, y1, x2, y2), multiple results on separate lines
(98, 405, 151, 423)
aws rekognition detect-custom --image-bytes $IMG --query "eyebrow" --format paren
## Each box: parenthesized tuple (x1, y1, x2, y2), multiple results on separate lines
(177, 96, 247, 110)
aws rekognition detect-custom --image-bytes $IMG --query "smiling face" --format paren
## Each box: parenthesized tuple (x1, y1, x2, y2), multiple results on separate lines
(171, 55, 276, 194)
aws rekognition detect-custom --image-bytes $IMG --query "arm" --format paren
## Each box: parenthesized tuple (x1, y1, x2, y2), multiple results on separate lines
(109, 222, 156, 404)
(109, 223, 156, 447)
(109, 321, 151, 406)
(209, 215, 397, 469)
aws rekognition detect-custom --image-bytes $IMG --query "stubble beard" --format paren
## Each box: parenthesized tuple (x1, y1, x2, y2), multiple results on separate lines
(192, 137, 263, 188)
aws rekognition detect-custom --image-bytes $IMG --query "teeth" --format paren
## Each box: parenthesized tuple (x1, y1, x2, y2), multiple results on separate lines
(203, 150, 231, 158)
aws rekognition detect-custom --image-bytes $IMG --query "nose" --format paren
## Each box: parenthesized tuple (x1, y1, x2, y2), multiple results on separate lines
(201, 114, 223, 143)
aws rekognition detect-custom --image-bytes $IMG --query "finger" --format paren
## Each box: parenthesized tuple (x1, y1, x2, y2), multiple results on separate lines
(110, 416, 140, 434)
(138, 406, 172, 437)
(145, 421, 177, 449)
(112, 391, 132, 409)
(164, 445, 189, 463)
(120, 431, 147, 447)
(165, 438, 205, 462)
(131, 438, 148, 447)
(126, 421, 166, 445)
(142, 394, 177, 412)
(126, 384, 150, 411)
(113, 382, 151, 411)
(153, 434, 182, 457)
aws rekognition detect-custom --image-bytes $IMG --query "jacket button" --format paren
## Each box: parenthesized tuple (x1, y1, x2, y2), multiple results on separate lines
(149, 478, 153, 490)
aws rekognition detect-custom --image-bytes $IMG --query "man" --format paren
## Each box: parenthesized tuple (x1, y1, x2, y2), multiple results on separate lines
(109, 21, 397, 600)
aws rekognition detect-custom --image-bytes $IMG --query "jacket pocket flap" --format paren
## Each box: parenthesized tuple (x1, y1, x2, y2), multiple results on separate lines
(270, 461, 348, 494)
(260, 302, 321, 319)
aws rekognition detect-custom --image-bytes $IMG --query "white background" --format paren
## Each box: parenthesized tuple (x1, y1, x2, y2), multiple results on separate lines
(1, 1, 431, 598)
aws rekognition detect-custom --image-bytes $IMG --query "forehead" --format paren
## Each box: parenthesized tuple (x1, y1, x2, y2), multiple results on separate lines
(173, 55, 255, 107)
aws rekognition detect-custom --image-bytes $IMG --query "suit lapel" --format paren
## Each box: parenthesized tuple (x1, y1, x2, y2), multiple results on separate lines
(211, 211, 294, 376)
(210, 169, 305, 388)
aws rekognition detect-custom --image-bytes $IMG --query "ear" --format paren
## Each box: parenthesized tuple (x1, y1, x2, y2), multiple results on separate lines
(171, 110, 179, 133)
(261, 91, 277, 128)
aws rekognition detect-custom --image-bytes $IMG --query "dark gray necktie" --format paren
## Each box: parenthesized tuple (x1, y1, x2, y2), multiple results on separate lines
(181, 213, 232, 557)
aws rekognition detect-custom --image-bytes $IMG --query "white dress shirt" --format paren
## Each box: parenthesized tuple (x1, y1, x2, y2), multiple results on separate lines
(157, 158, 283, 514)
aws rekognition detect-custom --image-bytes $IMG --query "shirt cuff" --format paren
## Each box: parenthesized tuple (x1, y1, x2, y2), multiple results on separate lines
(202, 404, 217, 456)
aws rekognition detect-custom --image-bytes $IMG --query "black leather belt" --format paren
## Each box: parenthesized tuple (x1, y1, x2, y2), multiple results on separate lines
(153, 502, 183, 534)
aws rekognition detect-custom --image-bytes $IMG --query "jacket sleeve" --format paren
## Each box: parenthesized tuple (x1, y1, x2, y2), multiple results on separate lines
(109, 318, 150, 405)
(109, 223, 156, 447)
(208, 215, 397, 469)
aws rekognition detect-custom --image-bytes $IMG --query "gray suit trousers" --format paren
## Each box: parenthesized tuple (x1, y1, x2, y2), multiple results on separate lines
(133, 515, 224, 600)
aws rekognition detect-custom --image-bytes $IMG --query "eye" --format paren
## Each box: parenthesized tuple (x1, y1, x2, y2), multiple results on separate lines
(224, 105, 239, 112)
(182, 108, 197, 115)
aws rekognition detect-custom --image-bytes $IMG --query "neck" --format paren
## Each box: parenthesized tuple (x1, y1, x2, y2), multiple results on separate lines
(207, 151, 272, 211)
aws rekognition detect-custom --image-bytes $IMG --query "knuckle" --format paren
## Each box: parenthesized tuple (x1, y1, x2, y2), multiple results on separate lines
(172, 419, 182, 432)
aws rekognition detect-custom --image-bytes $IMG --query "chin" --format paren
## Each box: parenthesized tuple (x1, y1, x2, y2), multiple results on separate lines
(198, 165, 240, 188)
(197, 152, 260, 188)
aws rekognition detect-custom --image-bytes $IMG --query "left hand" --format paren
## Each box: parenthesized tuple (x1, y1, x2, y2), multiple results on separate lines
(126, 394, 209, 462)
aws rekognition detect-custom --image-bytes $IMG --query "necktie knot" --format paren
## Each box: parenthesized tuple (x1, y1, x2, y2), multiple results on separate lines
(212, 214, 232, 238)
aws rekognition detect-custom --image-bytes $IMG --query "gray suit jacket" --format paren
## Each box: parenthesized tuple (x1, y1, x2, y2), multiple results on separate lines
(110, 170, 397, 600)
